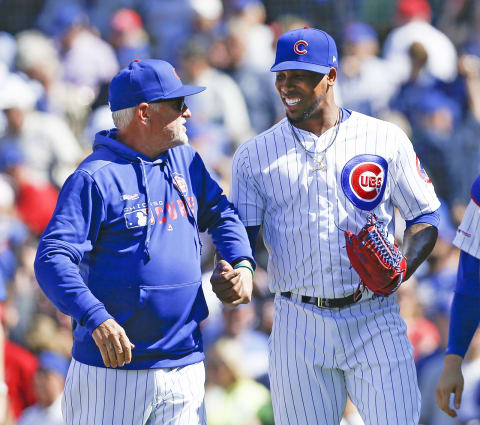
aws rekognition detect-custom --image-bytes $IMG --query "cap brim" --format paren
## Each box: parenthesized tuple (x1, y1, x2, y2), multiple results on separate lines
(270, 61, 333, 74)
(160, 85, 206, 99)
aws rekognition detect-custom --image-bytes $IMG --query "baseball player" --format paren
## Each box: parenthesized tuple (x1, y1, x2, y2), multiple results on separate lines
(34, 59, 255, 425)
(231, 27, 440, 425)
(436, 175, 480, 418)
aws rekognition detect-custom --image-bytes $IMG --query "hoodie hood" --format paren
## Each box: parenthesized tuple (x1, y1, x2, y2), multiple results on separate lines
(93, 129, 168, 165)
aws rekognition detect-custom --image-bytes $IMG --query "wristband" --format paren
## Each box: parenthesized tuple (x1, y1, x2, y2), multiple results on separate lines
(233, 261, 254, 279)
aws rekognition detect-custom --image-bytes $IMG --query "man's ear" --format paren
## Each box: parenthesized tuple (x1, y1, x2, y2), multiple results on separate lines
(327, 67, 337, 85)
(137, 103, 150, 125)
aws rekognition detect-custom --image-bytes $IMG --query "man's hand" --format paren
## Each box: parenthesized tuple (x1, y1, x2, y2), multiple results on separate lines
(92, 318, 135, 368)
(435, 354, 464, 418)
(210, 260, 253, 306)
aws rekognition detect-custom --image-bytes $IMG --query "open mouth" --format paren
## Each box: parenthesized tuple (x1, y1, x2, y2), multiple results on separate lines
(284, 97, 301, 106)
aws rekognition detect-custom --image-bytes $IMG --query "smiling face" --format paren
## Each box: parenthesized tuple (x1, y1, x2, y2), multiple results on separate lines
(274, 69, 334, 126)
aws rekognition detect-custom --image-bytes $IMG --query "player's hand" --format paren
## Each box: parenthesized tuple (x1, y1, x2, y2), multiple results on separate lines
(92, 318, 135, 368)
(435, 354, 464, 417)
(210, 260, 253, 306)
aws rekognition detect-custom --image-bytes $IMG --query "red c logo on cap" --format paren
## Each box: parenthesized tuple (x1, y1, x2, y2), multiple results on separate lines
(294, 40, 308, 55)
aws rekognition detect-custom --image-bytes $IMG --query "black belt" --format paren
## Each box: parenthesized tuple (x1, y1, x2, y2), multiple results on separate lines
(280, 291, 362, 309)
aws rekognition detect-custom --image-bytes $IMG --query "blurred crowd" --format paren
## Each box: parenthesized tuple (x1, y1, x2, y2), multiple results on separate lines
(1, 0, 480, 424)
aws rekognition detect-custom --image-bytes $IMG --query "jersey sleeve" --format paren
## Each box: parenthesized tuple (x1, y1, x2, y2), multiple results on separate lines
(453, 176, 480, 259)
(231, 143, 265, 226)
(389, 125, 441, 220)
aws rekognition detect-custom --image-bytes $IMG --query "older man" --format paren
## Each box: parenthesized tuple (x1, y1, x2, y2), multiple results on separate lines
(34, 59, 254, 425)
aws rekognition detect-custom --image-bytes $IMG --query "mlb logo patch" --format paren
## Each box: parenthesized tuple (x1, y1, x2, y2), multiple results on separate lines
(341, 154, 388, 210)
(125, 209, 154, 228)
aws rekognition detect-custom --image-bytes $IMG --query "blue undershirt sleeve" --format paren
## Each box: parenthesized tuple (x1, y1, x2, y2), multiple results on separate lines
(246, 225, 261, 255)
(405, 209, 440, 228)
(446, 250, 480, 357)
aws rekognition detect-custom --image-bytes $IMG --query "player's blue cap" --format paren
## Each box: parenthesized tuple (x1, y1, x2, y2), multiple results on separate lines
(109, 59, 206, 112)
(38, 351, 70, 378)
(270, 27, 338, 74)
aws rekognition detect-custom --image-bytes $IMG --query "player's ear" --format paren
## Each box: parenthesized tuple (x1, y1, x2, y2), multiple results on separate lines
(326, 67, 337, 85)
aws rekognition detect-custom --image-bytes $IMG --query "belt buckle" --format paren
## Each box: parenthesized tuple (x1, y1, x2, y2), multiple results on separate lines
(317, 297, 331, 309)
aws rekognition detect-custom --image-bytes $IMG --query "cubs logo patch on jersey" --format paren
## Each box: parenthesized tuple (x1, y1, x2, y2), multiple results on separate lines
(341, 154, 388, 210)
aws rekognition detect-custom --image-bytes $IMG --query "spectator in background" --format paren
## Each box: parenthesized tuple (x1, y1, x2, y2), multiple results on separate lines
(383, 0, 457, 88)
(190, 0, 225, 37)
(180, 36, 254, 151)
(0, 72, 82, 188)
(417, 299, 460, 425)
(0, 175, 29, 302)
(337, 22, 396, 117)
(3, 280, 38, 421)
(202, 302, 269, 383)
(396, 89, 460, 207)
(229, 0, 275, 73)
(108, 8, 151, 68)
(18, 351, 69, 425)
(205, 337, 273, 425)
(38, 2, 119, 100)
(223, 19, 283, 133)
(0, 143, 58, 237)
(416, 201, 459, 316)
(137, 0, 194, 65)
(14, 30, 93, 143)
(0, 32, 17, 71)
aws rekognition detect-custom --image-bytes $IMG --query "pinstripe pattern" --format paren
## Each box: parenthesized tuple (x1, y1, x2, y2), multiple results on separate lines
(269, 294, 421, 425)
(231, 112, 440, 298)
(453, 198, 480, 259)
(232, 110, 437, 425)
(62, 359, 206, 425)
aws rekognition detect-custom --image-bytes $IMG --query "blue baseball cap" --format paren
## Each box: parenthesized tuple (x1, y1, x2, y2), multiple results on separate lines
(38, 351, 70, 378)
(344, 22, 378, 44)
(109, 59, 206, 112)
(271, 27, 338, 74)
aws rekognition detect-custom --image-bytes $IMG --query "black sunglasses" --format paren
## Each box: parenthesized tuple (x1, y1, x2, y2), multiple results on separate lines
(150, 97, 187, 112)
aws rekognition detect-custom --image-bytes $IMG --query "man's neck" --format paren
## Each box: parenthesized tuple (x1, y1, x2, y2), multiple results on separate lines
(292, 104, 341, 136)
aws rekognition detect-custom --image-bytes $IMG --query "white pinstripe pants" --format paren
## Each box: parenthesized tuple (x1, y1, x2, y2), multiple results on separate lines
(269, 293, 421, 425)
(62, 358, 207, 425)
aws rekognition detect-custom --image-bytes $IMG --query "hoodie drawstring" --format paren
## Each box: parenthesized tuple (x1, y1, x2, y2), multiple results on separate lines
(138, 157, 152, 260)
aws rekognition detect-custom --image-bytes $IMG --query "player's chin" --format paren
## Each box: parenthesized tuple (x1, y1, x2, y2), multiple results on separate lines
(286, 110, 306, 123)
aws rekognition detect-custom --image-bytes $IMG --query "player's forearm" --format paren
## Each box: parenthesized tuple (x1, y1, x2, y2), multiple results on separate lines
(402, 222, 438, 280)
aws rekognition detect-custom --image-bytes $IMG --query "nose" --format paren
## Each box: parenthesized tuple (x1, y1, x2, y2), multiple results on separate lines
(182, 107, 192, 118)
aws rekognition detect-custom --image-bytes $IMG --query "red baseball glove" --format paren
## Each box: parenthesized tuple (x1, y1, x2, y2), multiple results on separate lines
(345, 213, 407, 297)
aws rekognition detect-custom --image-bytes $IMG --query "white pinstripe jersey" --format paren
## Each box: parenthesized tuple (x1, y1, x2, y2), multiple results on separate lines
(453, 198, 480, 259)
(231, 110, 440, 298)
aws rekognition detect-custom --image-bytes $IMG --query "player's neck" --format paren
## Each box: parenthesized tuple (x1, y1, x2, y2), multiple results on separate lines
(292, 104, 340, 136)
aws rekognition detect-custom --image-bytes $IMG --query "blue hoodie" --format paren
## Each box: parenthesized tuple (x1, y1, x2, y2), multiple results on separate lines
(34, 130, 254, 369)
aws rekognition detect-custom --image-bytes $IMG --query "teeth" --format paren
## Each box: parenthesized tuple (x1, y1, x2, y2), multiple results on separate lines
(285, 98, 301, 106)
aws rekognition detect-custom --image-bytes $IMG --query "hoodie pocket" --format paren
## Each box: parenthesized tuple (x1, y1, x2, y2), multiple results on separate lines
(124, 281, 208, 355)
